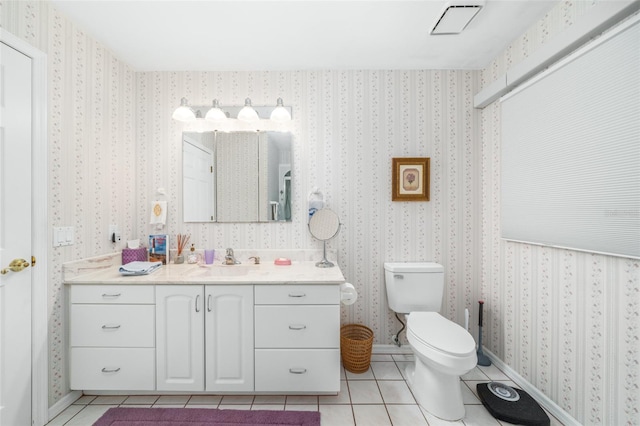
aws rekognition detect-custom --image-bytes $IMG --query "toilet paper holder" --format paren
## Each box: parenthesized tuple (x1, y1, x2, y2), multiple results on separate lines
(340, 282, 357, 305)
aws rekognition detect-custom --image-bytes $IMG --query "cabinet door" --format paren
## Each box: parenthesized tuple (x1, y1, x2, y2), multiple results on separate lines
(156, 285, 204, 391)
(205, 285, 254, 392)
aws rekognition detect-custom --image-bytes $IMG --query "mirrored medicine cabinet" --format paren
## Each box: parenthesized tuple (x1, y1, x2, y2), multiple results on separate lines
(182, 131, 292, 223)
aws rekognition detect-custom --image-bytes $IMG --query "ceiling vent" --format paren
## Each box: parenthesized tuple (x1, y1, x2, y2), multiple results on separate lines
(430, 1, 485, 35)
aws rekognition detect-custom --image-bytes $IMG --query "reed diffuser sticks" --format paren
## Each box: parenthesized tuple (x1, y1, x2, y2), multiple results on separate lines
(176, 233, 190, 256)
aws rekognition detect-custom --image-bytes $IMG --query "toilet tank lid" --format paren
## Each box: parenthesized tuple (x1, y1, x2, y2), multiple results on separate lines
(383, 262, 443, 273)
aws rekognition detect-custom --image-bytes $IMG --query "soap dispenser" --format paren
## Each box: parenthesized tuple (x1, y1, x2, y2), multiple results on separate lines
(187, 244, 199, 264)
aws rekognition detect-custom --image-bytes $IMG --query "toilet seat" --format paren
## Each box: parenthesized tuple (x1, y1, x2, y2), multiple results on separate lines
(407, 312, 475, 357)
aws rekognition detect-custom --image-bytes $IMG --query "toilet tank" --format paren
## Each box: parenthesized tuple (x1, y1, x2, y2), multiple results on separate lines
(384, 262, 444, 313)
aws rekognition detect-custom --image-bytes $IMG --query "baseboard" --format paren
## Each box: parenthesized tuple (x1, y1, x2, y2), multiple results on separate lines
(483, 347, 581, 426)
(48, 390, 82, 422)
(372, 344, 413, 355)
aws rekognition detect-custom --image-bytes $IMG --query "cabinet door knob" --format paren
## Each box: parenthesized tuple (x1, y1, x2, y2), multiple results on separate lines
(288, 324, 307, 330)
(289, 368, 307, 374)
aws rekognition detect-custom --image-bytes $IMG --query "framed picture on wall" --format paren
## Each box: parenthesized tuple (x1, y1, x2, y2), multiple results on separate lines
(392, 157, 430, 201)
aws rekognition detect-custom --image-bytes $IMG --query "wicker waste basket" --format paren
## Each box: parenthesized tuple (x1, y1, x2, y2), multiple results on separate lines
(340, 324, 374, 373)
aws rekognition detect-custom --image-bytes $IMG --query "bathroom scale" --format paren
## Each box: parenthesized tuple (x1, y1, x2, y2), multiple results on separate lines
(477, 382, 550, 426)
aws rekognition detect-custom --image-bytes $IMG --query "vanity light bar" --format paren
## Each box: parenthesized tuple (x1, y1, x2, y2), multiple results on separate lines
(172, 98, 293, 123)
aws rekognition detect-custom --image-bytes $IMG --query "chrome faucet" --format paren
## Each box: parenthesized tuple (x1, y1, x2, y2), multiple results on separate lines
(224, 248, 241, 265)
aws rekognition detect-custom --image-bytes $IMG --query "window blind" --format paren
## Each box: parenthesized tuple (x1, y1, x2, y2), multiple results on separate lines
(500, 17, 640, 259)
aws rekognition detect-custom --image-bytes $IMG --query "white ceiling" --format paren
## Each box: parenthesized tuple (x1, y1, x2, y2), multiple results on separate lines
(50, 0, 559, 71)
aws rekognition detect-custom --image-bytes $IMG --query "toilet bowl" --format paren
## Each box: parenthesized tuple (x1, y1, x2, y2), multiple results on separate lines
(383, 262, 477, 421)
(405, 312, 477, 421)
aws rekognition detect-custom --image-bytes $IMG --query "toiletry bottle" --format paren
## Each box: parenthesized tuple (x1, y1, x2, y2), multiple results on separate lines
(187, 244, 199, 264)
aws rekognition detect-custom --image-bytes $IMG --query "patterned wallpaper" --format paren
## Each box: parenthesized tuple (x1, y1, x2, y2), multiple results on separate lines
(2, 1, 638, 424)
(480, 3, 640, 425)
(134, 68, 481, 354)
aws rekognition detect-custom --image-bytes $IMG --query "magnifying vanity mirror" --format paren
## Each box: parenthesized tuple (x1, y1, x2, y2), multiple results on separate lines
(183, 131, 292, 223)
(308, 208, 341, 268)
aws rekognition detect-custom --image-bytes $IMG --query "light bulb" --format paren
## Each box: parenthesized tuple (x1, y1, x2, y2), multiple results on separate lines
(237, 98, 259, 123)
(270, 98, 291, 123)
(205, 99, 227, 122)
(172, 97, 196, 122)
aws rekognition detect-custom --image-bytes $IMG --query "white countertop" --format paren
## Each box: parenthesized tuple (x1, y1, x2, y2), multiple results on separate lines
(64, 259, 346, 285)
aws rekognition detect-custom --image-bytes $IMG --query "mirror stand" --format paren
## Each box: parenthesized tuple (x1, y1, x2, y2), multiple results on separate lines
(308, 208, 341, 268)
(316, 241, 334, 268)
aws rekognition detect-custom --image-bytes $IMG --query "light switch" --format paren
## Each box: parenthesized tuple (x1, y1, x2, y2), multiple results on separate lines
(65, 227, 74, 243)
(53, 226, 74, 247)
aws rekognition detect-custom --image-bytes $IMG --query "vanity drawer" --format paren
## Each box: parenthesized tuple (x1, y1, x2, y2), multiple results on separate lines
(70, 347, 155, 390)
(255, 349, 340, 393)
(254, 285, 339, 305)
(254, 305, 339, 348)
(71, 285, 154, 304)
(71, 305, 155, 347)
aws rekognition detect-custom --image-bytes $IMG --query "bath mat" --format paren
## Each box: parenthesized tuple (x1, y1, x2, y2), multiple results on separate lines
(93, 407, 321, 426)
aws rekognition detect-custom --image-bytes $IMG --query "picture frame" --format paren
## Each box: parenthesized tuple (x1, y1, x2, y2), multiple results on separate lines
(392, 157, 430, 201)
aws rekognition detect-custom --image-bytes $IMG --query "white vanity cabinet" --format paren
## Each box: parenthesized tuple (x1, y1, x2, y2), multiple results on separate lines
(254, 285, 340, 393)
(155, 285, 254, 392)
(69, 285, 155, 391)
(65, 261, 344, 395)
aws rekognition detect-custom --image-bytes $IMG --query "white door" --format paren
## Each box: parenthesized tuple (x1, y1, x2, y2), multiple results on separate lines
(205, 285, 254, 392)
(0, 42, 33, 426)
(155, 285, 204, 391)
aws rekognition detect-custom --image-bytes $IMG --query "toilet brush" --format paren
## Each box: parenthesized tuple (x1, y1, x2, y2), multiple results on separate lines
(477, 300, 492, 366)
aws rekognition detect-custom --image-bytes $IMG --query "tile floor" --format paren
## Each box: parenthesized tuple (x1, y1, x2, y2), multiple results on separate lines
(46, 353, 563, 426)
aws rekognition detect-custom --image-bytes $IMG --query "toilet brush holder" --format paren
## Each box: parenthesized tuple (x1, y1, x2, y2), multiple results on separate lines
(477, 300, 492, 366)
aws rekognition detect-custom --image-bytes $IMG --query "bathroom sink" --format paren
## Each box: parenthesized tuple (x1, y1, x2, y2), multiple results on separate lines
(197, 264, 258, 277)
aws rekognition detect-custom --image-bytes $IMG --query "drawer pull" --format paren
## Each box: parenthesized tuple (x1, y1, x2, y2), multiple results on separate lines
(289, 368, 307, 374)
(101, 324, 121, 330)
(101, 367, 121, 373)
(288, 293, 306, 298)
(288, 324, 307, 330)
(101, 293, 122, 298)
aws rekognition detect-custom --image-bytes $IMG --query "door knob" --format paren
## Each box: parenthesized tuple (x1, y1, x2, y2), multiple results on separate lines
(1, 258, 30, 275)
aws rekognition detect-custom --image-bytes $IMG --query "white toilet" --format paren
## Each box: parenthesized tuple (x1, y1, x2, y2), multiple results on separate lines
(384, 262, 477, 421)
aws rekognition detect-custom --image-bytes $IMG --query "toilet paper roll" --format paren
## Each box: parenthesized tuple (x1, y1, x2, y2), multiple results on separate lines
(340, 282, 357, 305)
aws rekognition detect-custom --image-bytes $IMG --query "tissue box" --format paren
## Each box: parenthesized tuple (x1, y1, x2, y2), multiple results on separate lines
(122, 247, 148, 264)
